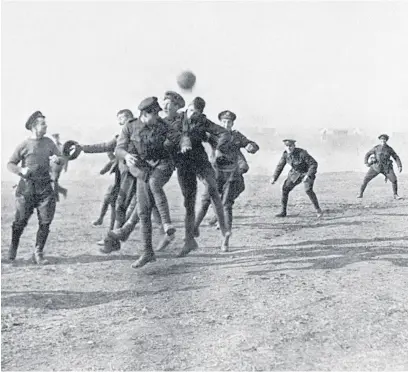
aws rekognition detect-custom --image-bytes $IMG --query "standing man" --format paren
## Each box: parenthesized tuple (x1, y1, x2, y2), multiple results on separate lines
(270, 139, 323, 217)
(79, 109, 134, 231)
(358, 134, 403, 199)
(115, 97, 179, 268)
(194, 110, 259, 251)
(170, 97, 230, 257)
(7, 111, 64, 264)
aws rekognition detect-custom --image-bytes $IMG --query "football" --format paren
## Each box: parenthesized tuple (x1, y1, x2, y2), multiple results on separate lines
(177, 70, 196, 90)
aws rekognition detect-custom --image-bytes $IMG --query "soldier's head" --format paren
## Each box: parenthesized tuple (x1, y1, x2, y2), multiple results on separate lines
(283, 139, 296, 153)
(26, 111, 47, 138)
(117, 109, 134, 126)
(378, 134, 389, 145)
(163, 91, 185, 118)
(138, 97, 162, 125)
(186, 97, 206, 119)
(218, 110, 236, 131)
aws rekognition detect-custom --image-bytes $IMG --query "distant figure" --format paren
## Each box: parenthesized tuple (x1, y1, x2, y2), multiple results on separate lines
(270, 139, 323, 218)
(50, 133, 68, 200)
(358, 134, 403, 200)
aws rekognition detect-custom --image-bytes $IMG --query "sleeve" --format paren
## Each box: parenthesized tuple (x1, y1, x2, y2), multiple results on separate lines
(272, 153, 287, 181)
(203, 116, 227, 137)
(82, 137, 117, 154)
(364, 147, 376, 166)
(115, 123, 132, 160)
(235, 131, 260, 153)
(7, 142, 24, 176)
(304, 151, 318, 177)
(389, 147, 402, 168)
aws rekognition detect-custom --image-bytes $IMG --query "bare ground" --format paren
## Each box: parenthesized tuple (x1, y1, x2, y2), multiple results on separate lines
(1, 172, 408, 371)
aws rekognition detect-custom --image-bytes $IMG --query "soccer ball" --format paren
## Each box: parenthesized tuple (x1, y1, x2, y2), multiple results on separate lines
(367, 154, 377, 165)
(177, 70, 196, 90)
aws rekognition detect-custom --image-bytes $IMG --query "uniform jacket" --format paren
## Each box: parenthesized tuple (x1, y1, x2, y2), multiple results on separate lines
(364, 144, 402, 172)
(272, 147, 318, 182)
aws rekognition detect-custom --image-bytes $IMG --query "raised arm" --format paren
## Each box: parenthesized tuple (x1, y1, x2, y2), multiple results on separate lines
(81, 136, 117, 154)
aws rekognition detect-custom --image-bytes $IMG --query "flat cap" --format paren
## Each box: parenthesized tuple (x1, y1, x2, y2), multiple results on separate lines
(378, 134, 389, 141)
(164, 91, 185, 108)
(283, 139, 296, 145)
(218, 110, 237, 121)
(138, 97, 162, 113)
(25, 111, 45, 130)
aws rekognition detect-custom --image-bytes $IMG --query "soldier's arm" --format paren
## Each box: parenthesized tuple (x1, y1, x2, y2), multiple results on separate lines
(164, 122, 183, 149)
(304, 151, 318, 178)
(364, 147, 375, 166)
(49, 139, 65, 165)
(114, 123, 132, 160)
(203, 116, 227, 137)
(235, 131, 260, 154)
(390, 147, 402, 169)
(82, 137, 117, 154)
(7, 142, 25, 176)
(272, 153, 287, 181)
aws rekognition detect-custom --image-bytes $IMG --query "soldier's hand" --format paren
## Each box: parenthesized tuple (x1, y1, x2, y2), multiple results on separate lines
(19, 167, 29, 178)
(245, 143, 256, 154)
(49, 154, 60, 164)
(181, 145, 192, 153)
(270, 178, 276, 185)
(124, 154, 138, 166)
(303, 175, 310, 183)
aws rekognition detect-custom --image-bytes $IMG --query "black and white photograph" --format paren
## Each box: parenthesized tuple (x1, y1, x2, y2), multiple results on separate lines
(1, 0, 408, 370)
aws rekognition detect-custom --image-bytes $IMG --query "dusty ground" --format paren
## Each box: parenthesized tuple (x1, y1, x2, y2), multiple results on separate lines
(1, 172, 408, 371)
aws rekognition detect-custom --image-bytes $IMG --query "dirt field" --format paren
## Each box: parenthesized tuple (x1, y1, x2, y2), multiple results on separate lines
(2, 172, 408, 371)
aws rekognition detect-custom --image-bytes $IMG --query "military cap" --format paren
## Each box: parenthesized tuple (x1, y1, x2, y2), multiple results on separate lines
(25, 111, 45, 130)
(138, 97, 162, 113)
(283, 139, 296, 145)
(191, 97, 206, 113)
(218, 110, 237, 122)
(164, 91, 185, 108)
(378, 134, 389, 141)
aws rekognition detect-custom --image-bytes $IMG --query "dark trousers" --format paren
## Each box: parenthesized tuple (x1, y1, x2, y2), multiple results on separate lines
(281, 175, 320, 213)
(115, 170, 137, 228)
(360, 165, 398, 195)
(137, 162, 174, 254)
(98, 172, 121, 229)
(11, 179, 56, 256)
(177, 159, 227, 241)
(195, 170, 245, 232)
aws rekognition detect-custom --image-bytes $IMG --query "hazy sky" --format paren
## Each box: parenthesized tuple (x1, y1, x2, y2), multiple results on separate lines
(2, 1, 408, 177)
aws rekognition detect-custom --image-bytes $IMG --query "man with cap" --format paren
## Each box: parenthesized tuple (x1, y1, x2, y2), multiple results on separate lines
(358, 134, 403, 199)
(114, 97, 180, 268)
(270, 139, 323, 217)
(78, 109, 135, 231)
(193, 110, 259, 251)
(6, 111, 64, 264)
(106, 93, 185, 250)
(169, 97, 230, 257)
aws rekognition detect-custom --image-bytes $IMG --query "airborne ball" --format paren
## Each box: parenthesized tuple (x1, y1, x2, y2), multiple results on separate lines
(177, 70, 196, 90)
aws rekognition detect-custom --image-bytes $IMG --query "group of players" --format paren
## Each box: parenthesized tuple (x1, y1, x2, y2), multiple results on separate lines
(5, 90, 404, 269)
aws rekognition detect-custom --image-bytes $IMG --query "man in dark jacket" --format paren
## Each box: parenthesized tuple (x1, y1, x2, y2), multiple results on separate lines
(270, 139, 323, 217)
(358, 134, 403, 199)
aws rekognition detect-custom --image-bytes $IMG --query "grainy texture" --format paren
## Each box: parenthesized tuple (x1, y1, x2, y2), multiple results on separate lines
(2, 172, 408, 371)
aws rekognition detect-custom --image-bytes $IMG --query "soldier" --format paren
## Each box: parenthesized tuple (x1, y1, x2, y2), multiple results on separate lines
(169, 97, 230, 257)
(115, 97, 179, 268)
(270, 139, 323, 217)
(358, 134, 403, 199)
(78, 109, 134, 230)
(106, 92, 184, 248)
(194, 110, 259, 251)
(7, 111, 64, 264)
